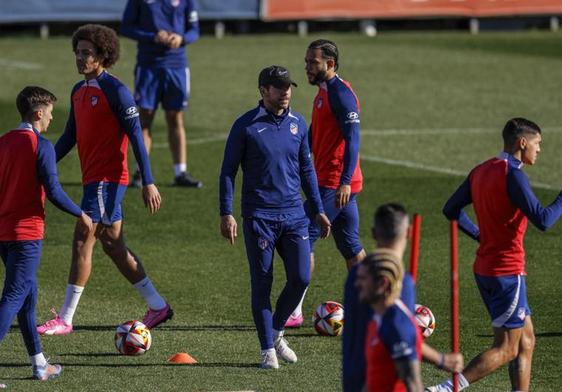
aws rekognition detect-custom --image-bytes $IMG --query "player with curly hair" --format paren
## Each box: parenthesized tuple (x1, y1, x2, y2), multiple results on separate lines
(37, 24, 172, 336)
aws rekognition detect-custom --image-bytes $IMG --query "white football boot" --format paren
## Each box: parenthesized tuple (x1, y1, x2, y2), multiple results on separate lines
(260, 349, 279, 369)
(273, 333, 297, 363)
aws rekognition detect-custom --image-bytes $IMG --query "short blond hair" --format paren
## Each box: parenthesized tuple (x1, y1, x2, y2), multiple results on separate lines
(362, 249, 404, 297)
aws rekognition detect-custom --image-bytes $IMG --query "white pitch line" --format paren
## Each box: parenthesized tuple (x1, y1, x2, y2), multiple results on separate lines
(0, 58, 43, 70)
(361, 154, 557, 190)
(152, 134, 228, 148)
(362, 127, 562, 136)
(150, 132, 558, 191)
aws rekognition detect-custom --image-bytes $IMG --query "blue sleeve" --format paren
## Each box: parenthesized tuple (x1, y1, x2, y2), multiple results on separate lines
(37, 137, 82, 217)
(342, 266, 368, 392)
(443, 177, 480, 241)
(400, 273, 417, 314)
(380, 311, 418, 361)
(121, 0, 156, 43)
(507, 168, 562, 231)
(182, 0, 199, 45)
(299, 118, 324, 215)
(308, 123, 313, 154)
(54, 98, 77, 162)
(328, 85, 360, 186)
(219, 120, 245, 216)
(104, 80, 154, 185)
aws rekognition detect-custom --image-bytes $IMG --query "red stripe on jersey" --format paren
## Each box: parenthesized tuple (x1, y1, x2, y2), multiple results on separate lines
(470, 158, 528, 276)
(73, 80, 129, 185)
(0, 128, 45, 240)
(311, 79, 363, 193)
(365, 301, 423, 392)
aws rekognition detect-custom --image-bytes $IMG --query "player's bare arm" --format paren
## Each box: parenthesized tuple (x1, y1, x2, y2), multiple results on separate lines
(395, 359, 424, 392)
(421, 343, 464, 373)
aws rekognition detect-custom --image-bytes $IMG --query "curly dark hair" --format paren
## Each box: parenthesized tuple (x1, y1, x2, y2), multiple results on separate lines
(72, 24, 120, 68)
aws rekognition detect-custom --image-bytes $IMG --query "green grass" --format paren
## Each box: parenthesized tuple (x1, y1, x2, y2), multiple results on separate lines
(0, 31, 561, 391)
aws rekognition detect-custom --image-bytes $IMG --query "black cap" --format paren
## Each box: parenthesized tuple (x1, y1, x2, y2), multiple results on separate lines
(258, 65, 298, 88)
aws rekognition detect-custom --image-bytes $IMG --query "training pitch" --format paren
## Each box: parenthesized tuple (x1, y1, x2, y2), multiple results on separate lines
(0, 31, 560, 391)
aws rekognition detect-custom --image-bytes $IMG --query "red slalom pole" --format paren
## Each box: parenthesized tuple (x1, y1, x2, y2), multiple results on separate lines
(450, 220, 460, 392)
(409, 214, 422, 282)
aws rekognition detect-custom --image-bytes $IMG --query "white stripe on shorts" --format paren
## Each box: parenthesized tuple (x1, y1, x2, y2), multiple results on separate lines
(491, 274, 521, 328)
(96, 182, 109, 225)
(185, 67, 191, 97)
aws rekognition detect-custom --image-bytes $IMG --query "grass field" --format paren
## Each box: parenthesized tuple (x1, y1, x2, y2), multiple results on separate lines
(0, 31, 561, 391)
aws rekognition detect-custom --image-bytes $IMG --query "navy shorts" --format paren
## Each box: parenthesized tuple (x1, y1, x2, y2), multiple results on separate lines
(82, 182, 127, 225)
(134, 65, 190, 111)
(475, 273, 531, 329)
(305, 187, 363, 260)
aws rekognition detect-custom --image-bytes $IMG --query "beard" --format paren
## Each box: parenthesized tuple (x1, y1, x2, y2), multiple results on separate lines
(309, 69, 328, 85)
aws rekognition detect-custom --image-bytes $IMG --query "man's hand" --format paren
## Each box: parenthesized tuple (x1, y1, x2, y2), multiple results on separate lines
(441, 352, 464, 373)
(167, 33, 183, 49)
(336, 184, 351, 208)
(220, 215, 237, 245)
(142, 184, 162, 214)
(154, 30, 170, 45)
(77, 212, 93, 235)
(316, 213, 331, 239)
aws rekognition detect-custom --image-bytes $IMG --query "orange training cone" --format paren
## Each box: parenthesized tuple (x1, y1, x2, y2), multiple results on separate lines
(167, 352, 198, 364)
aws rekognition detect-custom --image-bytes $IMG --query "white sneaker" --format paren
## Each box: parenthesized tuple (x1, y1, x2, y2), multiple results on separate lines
(274, 335, 297, 363)
(260, 349, 279, 369)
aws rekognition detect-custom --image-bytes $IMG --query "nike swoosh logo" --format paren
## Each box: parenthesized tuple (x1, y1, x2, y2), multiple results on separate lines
(257, 127, 267, 133)
(302, 236, 309, 240)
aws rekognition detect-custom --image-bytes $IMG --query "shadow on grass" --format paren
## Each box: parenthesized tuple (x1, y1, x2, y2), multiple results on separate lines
(476, 331, 562, 338)
(73, 324, 256, 332)
(59, 352, 121, 357)
(191, 362, 260, 368)
(0, 360, 259, 369)
(287, 333, 327, 338)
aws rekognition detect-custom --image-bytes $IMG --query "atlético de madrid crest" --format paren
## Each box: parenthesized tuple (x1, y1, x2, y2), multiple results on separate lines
(258, 237, 269, 250)
(316, 97, 323, 109)
(290, 122, 298, 135)
(91, 96, 98, 107)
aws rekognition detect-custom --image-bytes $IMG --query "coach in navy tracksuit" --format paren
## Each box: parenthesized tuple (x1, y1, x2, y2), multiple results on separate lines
(219, 66, 331, 369)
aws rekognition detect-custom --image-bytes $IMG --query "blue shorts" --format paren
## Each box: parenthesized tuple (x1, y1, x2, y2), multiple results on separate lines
(305, 187, 363, 260)
(82, 182, 127, 225)
(134, 65, 190, 111)
(475, 274, 531, 329)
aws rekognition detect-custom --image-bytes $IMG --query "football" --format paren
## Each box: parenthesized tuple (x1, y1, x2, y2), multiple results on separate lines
(414, 304, 436, 338)
(115, 320, 152, 356)
(313, 301, 344, 336)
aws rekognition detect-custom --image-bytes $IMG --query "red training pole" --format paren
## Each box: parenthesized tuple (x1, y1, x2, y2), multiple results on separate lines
(450, 220, 460, 392)
(409, 214, 422, 282)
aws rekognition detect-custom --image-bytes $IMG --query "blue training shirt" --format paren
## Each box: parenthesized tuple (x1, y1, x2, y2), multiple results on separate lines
(36, 130, 82, 217)
(121, 0, 199, 68)
(220, 101, 324, 219)
(342, 264, 416, 392)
